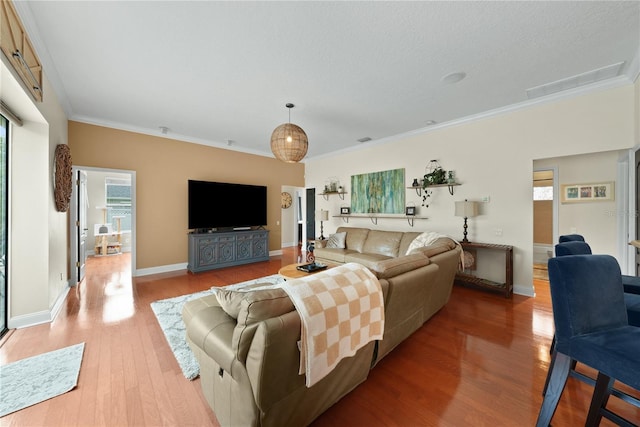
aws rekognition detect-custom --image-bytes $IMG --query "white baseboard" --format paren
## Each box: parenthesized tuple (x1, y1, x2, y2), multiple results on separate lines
(135, 262, 187, 277)
(513, 284, 535, 297)
(8, 285, 70, 329)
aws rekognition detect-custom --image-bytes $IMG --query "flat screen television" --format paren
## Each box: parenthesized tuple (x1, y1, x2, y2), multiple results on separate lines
(188, 180, 267, 230)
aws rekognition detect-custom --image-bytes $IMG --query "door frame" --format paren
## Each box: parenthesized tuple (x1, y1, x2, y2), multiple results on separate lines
(623, 145, 640, 275)
(69, 165, 137, 285)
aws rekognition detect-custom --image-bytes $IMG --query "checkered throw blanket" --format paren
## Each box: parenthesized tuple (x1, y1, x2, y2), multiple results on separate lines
(280, 262, 384, 387)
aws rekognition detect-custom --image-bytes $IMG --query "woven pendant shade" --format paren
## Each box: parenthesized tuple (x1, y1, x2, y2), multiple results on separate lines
(270, 123, 308, 163)
(270, 103, 308, 163)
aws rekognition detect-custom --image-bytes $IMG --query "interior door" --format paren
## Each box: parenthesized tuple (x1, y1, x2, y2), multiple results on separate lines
(306, 188, 316, 240)
(77, 170, 88, 283)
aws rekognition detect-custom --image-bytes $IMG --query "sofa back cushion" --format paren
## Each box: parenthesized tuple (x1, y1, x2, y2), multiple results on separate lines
(399, 232, 422, 256)
(337, 227, 369, 252)
(362, 230, 403, 257)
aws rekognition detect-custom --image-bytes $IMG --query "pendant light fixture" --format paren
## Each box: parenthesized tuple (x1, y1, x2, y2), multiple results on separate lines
(270, 103, 308, 163)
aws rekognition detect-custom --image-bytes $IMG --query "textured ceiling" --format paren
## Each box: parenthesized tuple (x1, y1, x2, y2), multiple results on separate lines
(12, 1, 640, 160)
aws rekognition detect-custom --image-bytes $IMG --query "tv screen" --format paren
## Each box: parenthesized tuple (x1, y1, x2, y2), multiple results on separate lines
(188, 180, 267, 230)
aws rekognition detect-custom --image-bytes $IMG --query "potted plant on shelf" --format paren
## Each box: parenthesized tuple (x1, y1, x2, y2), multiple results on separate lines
(423, 164, 447, 187)
(422, 160, 447, 207)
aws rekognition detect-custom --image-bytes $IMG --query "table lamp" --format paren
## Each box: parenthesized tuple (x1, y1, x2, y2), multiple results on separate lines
(316, 209, 329, 240)
(455, 199, 479, 243)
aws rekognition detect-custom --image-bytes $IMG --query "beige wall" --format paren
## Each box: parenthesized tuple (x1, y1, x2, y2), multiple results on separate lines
(306, 84, 636, 296)
(68, 122, 305, 270)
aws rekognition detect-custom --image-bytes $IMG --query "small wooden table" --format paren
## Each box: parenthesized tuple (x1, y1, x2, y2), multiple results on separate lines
(455, 241, 514, 298)
(278, 262, 333, 280)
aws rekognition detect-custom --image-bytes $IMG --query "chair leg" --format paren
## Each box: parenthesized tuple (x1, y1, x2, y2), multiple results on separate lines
(585, 372, 614, 427)
(542, 350, 556, 396)
(536, 352, 572, 427)
(542, 350, 577, 397)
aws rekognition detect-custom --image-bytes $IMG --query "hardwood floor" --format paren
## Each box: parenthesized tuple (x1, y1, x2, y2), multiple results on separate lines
(1, 248, 638, 426)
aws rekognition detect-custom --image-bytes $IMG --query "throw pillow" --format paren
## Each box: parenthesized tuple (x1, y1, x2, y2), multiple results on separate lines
(326, 232, 347, 248)
(406, 231, 455, 255)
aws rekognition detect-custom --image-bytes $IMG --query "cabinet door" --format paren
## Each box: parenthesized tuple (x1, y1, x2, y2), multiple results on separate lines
(197, 237, 218, 267)
(218, 236, 236, 263)
(236, 234, 252, 260)
(252, 235, 268, 258)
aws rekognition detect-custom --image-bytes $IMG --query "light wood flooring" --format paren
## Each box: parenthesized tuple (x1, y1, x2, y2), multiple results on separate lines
(0, 248, 638, 426)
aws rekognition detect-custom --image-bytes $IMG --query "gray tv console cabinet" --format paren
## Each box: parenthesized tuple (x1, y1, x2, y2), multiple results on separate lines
(187, 229, 269, 273)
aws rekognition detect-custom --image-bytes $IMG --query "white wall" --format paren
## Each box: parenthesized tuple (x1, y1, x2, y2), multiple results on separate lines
(305, 84, 636, 296)
(2, 58, 69, 327)
(280, 185, 306, 248)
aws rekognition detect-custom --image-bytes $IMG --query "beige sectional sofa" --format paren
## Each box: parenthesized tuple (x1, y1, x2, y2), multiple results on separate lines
(182, 226, 461, 427)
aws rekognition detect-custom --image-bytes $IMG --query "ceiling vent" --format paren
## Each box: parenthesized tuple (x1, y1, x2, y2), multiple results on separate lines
(526, 62, 625, 99)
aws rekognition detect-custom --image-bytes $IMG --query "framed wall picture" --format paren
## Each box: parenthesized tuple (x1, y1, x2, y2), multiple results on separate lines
(340, 207, 351, 215)
(560, 182, 614, 203)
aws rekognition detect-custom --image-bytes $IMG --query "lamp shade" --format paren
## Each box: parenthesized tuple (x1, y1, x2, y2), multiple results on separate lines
(455, 200, 478, 218)
(270, 123, 308, 163)
(316, 209, 329, 221)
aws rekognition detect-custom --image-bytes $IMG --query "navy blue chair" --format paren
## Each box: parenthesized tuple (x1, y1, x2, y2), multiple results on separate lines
(537, 255, 640, 426)
(558, 234, 585, 243)
(553, 242, 640, 327)
(554, 241, 592, 256)
(543, 242, 640, 398)
(556, 234, 640, 295)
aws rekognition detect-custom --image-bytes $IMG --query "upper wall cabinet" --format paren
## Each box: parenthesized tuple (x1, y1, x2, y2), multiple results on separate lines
(1, 1, 43, 102)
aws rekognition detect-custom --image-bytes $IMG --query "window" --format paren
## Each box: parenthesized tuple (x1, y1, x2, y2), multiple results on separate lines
(105, 177, 131, 232)
(533, 186, 553, 201)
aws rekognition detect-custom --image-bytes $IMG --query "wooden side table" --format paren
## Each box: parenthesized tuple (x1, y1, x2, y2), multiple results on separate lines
(455, 241, 514, 298)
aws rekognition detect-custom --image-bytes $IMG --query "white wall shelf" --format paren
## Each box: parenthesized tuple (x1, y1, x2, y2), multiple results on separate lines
(319, 191, 347, 200)
(407, 182, 460, 196)
(333, 214, 427, 227)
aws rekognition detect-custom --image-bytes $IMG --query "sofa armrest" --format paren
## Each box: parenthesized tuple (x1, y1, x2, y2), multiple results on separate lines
(246, 311, 304, 411)
(367, 253, 430, 279)
(186, 306, 237, 376)
(409, 237, 457, 258)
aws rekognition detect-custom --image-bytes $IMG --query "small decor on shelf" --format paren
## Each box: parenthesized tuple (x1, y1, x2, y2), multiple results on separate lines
(447, 170, 456, 184)
(412, 178, 420, 187)
(340, 206, 351, 215)
(405, 206, 416, 216)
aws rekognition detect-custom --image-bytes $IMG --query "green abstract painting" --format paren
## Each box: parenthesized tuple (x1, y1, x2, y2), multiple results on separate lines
(351, 168, 405, 214)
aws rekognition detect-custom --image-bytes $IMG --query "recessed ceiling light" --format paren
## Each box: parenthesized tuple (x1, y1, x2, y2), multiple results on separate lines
(357, 137, 372, 143)
(159, 126, 169, 134)
(441, 72, 466, 84)
(425, 120, 437, 126)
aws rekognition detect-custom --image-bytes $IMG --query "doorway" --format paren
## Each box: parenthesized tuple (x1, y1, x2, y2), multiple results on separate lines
(533, 168, 558, 281)
(70, 166, 136, 285)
